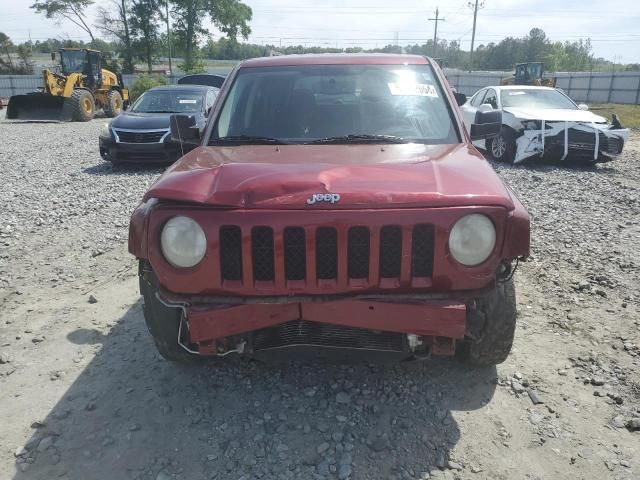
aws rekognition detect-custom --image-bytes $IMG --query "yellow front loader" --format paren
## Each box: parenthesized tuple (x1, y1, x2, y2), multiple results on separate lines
(6, 48, 129, 122)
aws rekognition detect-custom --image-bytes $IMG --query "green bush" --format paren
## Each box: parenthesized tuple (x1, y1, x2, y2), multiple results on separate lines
(130, 74, 169, 101)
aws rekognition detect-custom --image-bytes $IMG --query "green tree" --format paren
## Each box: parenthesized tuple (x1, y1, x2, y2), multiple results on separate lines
(130, 0, 162, 73)
(30, 0, 96, 44)
(171, 0, 252, 72)
(95, 0, 134, 72)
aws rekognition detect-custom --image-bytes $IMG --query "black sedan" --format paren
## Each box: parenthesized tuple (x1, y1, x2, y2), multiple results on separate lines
(99, 84, 218, 164)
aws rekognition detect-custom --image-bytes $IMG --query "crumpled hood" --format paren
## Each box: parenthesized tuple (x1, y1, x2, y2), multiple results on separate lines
(143, 143, 515, 210)
(504, 107, 608, 124)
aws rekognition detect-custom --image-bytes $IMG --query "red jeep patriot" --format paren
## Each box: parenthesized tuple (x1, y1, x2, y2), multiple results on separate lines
(129, 54, 530, 366)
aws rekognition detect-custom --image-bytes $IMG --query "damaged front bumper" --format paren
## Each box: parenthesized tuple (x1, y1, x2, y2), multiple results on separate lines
(155, 287, 478, 358)
(514, 120, 630, 164)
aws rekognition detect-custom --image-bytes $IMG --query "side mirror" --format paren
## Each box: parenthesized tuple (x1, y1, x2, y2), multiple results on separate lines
(453, 92, 467, 106)
(578, 103, 589, 111)
(170, 114, 200, 146)
(470, 110, 502, 141)
(477, 103, 493, 112)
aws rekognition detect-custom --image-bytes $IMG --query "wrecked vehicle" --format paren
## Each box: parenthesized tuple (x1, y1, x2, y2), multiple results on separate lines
(461, 85, 629, 164)
(129, 54, 530, 366)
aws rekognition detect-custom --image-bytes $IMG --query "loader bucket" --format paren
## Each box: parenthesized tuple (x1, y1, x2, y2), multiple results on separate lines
(6, 93, 70, 121)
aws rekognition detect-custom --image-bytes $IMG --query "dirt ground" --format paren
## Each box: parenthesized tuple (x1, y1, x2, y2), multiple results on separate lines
(0, 119, 638, 480)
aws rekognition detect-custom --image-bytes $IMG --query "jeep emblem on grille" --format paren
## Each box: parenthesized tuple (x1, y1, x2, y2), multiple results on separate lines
(306, 193, 341, 205)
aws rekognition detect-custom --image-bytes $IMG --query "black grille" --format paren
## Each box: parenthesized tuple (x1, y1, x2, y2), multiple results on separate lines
(411, 224, 435, 277)
(115, 129, 168, 143)
(606, 136, 623, 154)
(347, 227, 370, 279)
(251, 227, 275, 281)
(252, 320, 406, 351)
(379, 226, 402, 278)
(220, 226, 243, 281)
(284, 227, 306, 281)
(316, 227, 338, 279)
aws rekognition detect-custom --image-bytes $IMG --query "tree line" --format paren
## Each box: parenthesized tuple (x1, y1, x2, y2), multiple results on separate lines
(2, 1, 639, 76)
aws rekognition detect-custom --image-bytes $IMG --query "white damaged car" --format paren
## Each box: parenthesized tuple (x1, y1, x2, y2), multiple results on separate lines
(461, 85, 630, 164)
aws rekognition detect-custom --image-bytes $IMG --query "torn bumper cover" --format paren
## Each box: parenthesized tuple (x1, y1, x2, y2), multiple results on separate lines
(159, 291, 468, 357)
(514, 120, 629, 164)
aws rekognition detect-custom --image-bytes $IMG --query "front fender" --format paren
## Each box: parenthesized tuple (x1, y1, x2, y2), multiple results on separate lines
(502, 186, 530, 260)
(128, 198, 158, 259)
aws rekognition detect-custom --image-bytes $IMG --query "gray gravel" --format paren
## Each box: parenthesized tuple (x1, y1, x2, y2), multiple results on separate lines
(0, 118, 639, 480)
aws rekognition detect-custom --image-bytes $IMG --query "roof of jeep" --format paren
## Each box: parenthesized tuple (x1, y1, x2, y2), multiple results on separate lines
(239, 54, 430, 68)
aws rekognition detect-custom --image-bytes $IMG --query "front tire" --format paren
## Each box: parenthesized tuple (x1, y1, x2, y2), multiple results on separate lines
(139, 262, 204, 364)
(487, 127, 516, 163)
(459, 278, 517, 366)
(66, 89, 95, 122)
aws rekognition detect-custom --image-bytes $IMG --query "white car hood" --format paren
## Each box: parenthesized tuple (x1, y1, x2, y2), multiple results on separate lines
(504, 107, 608, 124)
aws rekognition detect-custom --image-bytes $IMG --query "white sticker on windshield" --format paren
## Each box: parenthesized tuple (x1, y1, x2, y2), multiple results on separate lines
(388, 82, 438, 97)
(179, 99, 197, 103)
(508, 91, 527, 95)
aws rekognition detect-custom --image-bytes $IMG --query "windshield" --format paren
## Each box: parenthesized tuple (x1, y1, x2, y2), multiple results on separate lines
(501, 89, 577, 110)
(60, 50, 86, 74)
(211, 64, 459, 144)
(131, 90, 204, 113)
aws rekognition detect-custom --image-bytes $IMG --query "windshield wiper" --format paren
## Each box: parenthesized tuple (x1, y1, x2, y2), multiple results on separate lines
(212, 135, 289, 145)
(306, 134, 408, 144)
(140, 110, 177, 113)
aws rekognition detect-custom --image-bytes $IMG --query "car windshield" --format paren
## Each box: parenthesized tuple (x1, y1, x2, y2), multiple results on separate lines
(501, 89, 577, 110)
(210, 64, 459, 144)
(131, 90, 204, 113)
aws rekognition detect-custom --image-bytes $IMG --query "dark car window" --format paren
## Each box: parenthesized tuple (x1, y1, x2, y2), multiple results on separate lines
(205, 89, 217, 112)
(470, 89, 487, 107)
(500, 89, 577, 109)
(483, 89, 498, 109)
(211, 64, 459, 144)
(130, 90, 204, 114)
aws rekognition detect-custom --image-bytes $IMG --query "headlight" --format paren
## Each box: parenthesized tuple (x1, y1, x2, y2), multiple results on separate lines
(100, 123, 111, 138)
(161, 216, 207, 268)
(448, 214, 496, 266)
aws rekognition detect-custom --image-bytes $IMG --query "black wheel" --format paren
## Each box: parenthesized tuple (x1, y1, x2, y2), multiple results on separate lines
(65, 89, 95, 122)
(459, 278, 517, 366)
(103, 90, 123, 117)
(487, 127, 516, 163)
(139, 262, 204, 364)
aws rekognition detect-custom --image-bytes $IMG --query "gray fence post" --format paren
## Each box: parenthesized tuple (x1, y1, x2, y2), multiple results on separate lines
(635, 75, 640, 105)
(607, 74, 614, 103)
(586, 73, 593, 103)
(9, 76, 15, 97)
(567, 74, 573, 99)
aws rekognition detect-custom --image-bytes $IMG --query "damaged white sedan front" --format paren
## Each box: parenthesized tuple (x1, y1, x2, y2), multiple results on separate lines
(462, 85, 630, 164)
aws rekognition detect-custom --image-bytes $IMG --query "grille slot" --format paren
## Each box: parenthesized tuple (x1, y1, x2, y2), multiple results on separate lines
(347, 227, 370, 279)
(411, 224, 435, 277)
(114, 129, 168, 143)
(252, 320, 406, 352)
(284, 227, 306, 281)
(316, 227, 338, 279)
(379, 226, 402, 278)
(251, 227, 275, 281)
(220, 226, 243, 281)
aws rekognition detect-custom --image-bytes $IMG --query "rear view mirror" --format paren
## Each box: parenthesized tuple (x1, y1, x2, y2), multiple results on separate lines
(170, 114, 200, 146)
(470, 110, 502, 141)
(454, 92, 467, 106)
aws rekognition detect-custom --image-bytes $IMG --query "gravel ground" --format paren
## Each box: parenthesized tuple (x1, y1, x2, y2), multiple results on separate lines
(0, 118, 639, 480)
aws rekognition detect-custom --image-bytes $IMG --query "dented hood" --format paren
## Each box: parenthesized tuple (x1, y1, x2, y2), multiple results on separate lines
(504, 107, 608, 124)
(144, 143, 515, 210)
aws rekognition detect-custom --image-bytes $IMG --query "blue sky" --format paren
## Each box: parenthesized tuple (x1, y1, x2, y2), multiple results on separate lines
(2, 0, 639, 63)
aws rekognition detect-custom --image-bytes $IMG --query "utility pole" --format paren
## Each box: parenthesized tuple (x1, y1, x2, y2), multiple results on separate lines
(165, 1, 172, 76)
(428, 8, 445, 58)
(468, 0, 484, 72)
